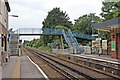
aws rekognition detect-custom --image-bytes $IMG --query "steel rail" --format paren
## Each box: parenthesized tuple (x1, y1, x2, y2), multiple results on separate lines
(26, 47, 119, 80)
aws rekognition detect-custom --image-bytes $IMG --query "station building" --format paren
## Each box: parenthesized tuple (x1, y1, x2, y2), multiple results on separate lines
(94, 17, 120, 59)
(0, 0, 11, 63)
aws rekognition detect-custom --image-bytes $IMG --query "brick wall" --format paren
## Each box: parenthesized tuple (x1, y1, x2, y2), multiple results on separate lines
(111, 28, 120, 59)
(118, 33, 120, 59)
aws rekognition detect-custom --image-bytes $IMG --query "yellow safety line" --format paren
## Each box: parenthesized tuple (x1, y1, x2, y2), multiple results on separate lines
(12, 57, 20, 79)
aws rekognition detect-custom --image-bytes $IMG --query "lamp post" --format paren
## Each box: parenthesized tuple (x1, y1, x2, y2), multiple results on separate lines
(9, 15, 18, 17)
(91, 19, 96, 34)
(91, 20, 95, 54)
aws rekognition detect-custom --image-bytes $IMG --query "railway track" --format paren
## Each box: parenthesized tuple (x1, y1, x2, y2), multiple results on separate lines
(25, 47, 119, 80)
(56, 54, 120, 77)
(22, 48, 68, 80)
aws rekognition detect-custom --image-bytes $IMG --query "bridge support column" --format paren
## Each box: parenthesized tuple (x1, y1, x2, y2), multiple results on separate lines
(61, 36, 64, 49)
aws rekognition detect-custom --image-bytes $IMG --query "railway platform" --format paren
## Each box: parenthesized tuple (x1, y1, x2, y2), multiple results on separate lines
(74, 54, 120, 64)
(0, 64, 2, 80)
(26, 47, 120, 79)
(2, 54, 47, 79)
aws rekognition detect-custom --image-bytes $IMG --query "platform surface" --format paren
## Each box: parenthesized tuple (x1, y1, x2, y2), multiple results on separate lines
(2, 55, 46, 79)
(73, 54, 120, 64)
(2, 56, 19, 78)
(0, 65, 2, 80)
(21, 56, 45, 78)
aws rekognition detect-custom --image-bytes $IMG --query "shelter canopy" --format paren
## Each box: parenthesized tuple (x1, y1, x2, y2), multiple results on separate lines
(93, 17, 120, 32)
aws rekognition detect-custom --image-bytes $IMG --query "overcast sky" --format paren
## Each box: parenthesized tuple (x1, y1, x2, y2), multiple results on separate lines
(9, 0, 103, 40)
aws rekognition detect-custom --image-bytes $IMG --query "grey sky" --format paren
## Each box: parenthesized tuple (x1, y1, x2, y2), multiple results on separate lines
(9, 0, 103, 40)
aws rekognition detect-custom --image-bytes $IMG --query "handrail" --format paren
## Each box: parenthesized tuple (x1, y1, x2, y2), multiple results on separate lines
(62, 29, 72, 49)
(14, 28, 95, 40)
(42, 28, 63, 35)
(73, 32, 95, 40)
(68, 29, 83, 53)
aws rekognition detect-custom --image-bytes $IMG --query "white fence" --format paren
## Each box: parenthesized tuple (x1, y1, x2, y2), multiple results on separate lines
(52, 49, 73, 54)
(52, 46, 92, 54)
(82, 46, 91, 54)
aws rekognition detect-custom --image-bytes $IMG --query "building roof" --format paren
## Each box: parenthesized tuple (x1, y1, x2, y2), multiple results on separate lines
(93, 17, 120, 32)
(5, 0, 11, 12)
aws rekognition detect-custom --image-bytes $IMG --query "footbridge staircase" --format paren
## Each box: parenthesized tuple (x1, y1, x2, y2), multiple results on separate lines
(12, 28, 95, 53)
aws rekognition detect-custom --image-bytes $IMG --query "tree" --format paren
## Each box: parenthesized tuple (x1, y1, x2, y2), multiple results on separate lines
(42, 7, 72, 29)
(100, 0, 120, 20)
(99, 1, 120, 41)
(42, 7, 72, 45)
(72, 13, 101, 35)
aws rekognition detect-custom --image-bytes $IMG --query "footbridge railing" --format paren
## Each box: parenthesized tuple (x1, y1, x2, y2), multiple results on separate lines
(14, 28, 95, 53)
(68, 29, 83, 53)
(15, 28, 95, 40)
(62, 29, 72, 49)
(15, 28, 63, 35)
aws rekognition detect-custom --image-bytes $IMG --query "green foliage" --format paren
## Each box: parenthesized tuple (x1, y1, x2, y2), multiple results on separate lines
(42, 7, 72, 29)
(23, 40, 30, 46)
(101, 1, 120, 20)
(55, 25, 68, 31)
(23, 37, 51, 52)
(42, 7, 72, 45)
(38, 46, 51, 53)
(99, 0, 120, 40)
(98, 31, 111, 41)
(24, 37, 44, 48)
(72, 13, 101, 35)
(24, 1, 120, 48)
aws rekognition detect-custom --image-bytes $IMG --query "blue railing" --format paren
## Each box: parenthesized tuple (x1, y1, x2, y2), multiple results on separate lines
(62, 29, 72, 48)
(73, 32, 95, 40)
(16, 28, 95, 40)
(42, 28, 63, 35)
(16, 28, 43, 34)
(43, 28, 73, 49)
(68, 29, 83, 53)
(14, 28, 96, 52)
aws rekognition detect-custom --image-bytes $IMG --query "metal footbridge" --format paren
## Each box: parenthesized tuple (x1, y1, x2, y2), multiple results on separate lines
(13, 28, 95, 53)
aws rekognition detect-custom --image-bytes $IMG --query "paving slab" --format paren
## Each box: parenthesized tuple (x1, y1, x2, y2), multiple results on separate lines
(2, 56, 19, 78)
(0, 65, 2, 80)
(2, 55, 46, 79)
(20, 56, 45, 78)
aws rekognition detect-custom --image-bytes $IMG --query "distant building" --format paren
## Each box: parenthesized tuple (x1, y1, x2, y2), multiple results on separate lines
(0, 0, 11, 63)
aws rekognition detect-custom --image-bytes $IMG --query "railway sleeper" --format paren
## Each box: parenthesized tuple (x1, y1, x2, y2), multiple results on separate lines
(26, 48, 120, 79)
(64, 55, 120, 77)
(34, 52, 83, 80)
(32, 51, 96, 80)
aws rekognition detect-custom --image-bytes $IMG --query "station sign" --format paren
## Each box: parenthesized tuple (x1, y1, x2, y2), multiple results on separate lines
(111, 41, 116, 51)
(102, 40, 107, 50)
(10, 42, 18, 44)
(92, 40, 99, 48)
(92, 34, 98, 37)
